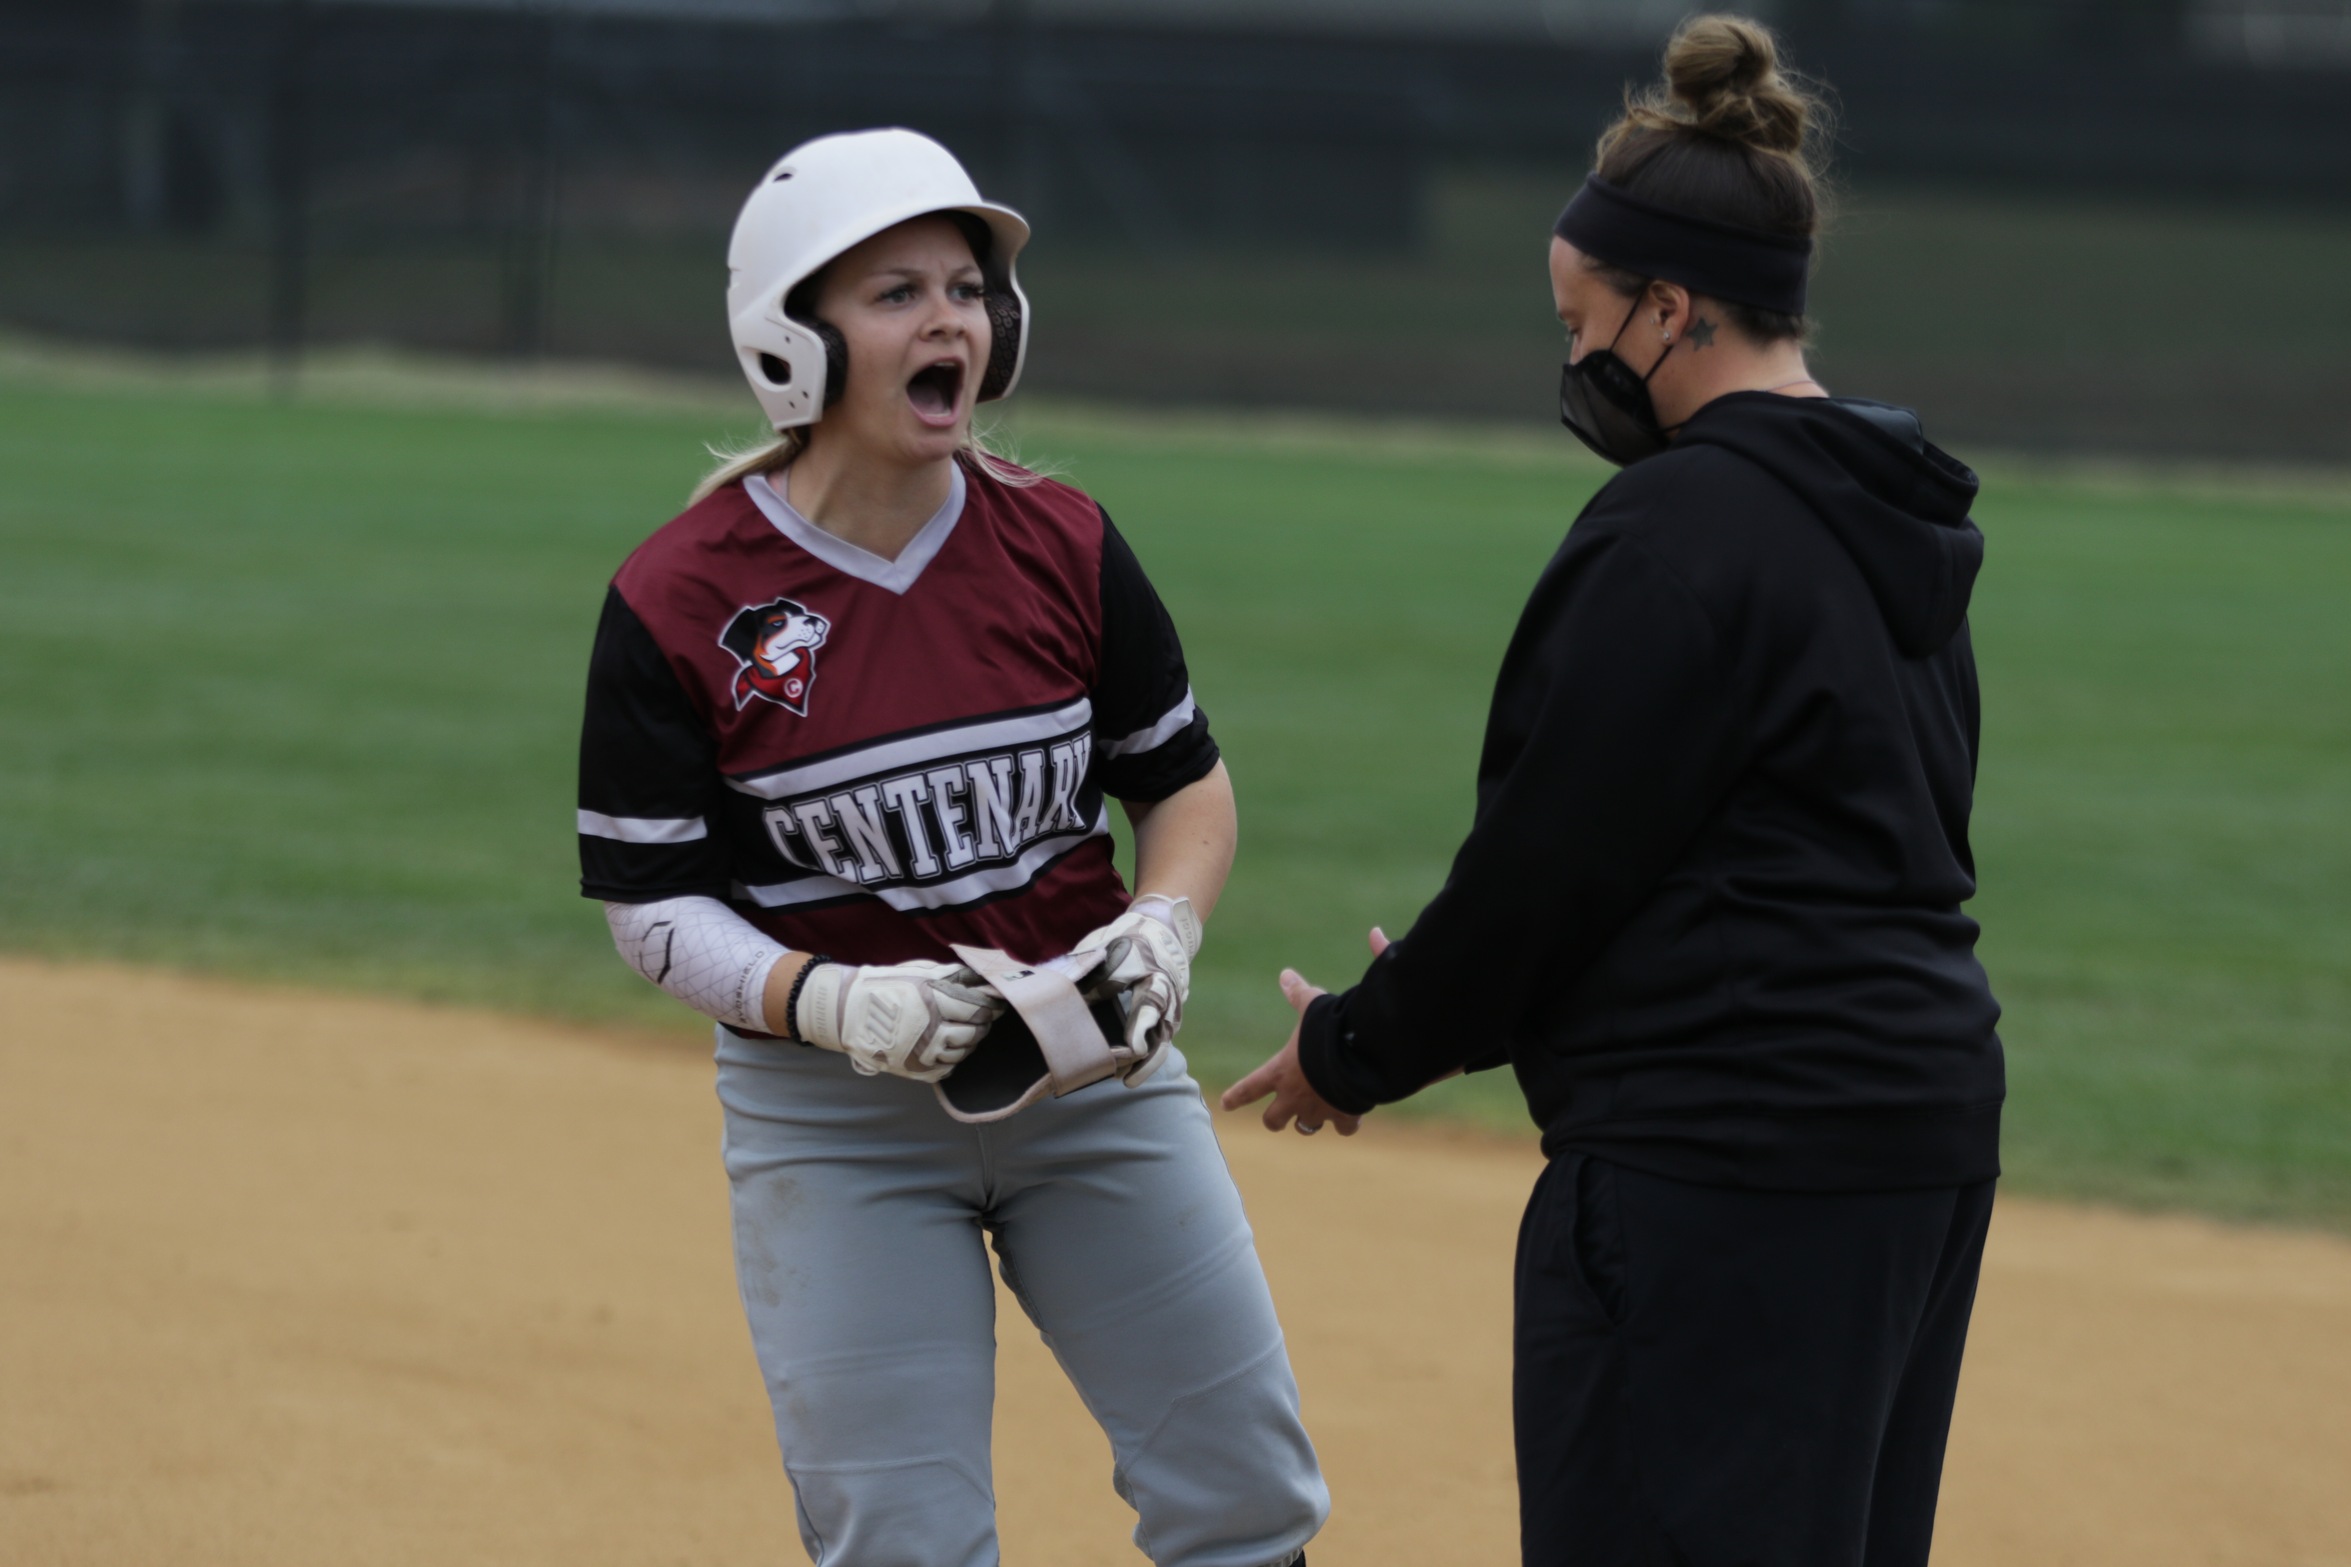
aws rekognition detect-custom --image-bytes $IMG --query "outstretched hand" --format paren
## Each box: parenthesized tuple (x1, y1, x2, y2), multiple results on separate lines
(1218, 928, 1390, 1138)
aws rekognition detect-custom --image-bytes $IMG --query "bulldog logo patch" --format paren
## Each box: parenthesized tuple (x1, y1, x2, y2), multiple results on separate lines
(720, 597, 831, 715)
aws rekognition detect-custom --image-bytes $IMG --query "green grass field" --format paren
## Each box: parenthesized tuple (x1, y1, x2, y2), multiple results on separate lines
(2, 368, 2345, 1226)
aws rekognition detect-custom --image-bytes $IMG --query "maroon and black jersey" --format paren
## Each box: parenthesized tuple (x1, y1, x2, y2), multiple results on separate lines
(577, 456, 1217, 965)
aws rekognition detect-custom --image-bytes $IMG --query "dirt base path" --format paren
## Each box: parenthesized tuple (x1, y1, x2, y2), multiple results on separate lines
(4, 959, 2347, 1566)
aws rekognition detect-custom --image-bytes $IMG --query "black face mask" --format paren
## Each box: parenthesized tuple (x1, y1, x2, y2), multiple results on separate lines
(1559, 290, 1677, 467)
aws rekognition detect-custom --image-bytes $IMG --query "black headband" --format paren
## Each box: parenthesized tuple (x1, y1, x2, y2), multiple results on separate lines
(1553, 175, 1812, 317)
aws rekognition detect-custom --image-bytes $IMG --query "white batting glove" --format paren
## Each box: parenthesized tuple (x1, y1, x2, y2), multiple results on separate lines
(1068, 896, 1203, 1082)
(794, 960, 1004, 1083)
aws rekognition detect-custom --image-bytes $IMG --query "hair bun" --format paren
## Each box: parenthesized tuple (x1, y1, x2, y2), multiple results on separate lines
(1582, 11, 1827, 332)
(1660, 13, 1809, 156)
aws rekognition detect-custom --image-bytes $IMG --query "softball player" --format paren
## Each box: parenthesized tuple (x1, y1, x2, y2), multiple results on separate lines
(576, 129, 1325, 1567)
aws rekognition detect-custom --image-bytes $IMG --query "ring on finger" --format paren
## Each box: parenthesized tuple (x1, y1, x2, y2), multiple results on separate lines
(1297, 1121, 1321, 1136)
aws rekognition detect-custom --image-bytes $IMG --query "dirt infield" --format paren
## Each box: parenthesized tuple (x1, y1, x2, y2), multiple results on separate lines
(3, 958, 2347, 1566)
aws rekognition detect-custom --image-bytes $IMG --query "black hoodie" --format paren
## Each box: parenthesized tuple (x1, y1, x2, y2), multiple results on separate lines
(1298, 393, 2004, 1191)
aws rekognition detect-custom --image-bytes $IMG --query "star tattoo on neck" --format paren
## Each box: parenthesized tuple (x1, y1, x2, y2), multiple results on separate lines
(1688, 316, 1718, 349)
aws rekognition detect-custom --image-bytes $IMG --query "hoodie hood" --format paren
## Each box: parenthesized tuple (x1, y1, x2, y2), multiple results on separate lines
(1678, 393, 1983, 657)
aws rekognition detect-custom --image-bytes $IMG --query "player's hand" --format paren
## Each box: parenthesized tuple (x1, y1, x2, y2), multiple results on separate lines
(794, 960, 1004, 1082)
(1069, 895, 1201, 1083)
(1219, 928, 1388, 1137)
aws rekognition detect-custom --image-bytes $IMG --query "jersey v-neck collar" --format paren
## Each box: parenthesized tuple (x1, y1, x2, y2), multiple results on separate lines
(742, 462, 965, 596)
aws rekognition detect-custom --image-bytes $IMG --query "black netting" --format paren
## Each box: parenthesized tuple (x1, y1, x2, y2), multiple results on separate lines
(9, 1, 2351, 459)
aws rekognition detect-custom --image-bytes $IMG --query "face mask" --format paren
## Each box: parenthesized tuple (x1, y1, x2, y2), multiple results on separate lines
(1559, 290, 1676, 467)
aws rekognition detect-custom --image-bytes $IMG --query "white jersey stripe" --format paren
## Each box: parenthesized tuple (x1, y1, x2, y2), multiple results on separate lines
(1101, 688, 1197, 758)
(579, 810, 710, 844)
(739, 807, 1110, 913)
(724, 696, 1094, 802)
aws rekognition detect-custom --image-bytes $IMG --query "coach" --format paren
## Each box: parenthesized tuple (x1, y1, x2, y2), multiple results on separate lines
(1224, 15, 2004, 1567)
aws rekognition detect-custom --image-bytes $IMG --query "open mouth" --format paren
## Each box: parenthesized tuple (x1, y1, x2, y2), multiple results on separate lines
(906, 360, 965, 422)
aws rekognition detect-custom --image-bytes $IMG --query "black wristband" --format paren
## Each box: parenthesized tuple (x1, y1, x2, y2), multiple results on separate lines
(781, 955, 834, 1045)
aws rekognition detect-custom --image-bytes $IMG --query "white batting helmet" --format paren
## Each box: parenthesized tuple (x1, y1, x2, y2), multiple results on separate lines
(725, 128, 1032, 432)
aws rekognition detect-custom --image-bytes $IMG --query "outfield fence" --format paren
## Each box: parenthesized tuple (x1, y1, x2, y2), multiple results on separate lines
(8, 0, 2351, 459)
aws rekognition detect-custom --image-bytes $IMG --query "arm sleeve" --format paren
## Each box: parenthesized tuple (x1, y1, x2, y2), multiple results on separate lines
(578, 583, 736, 903)
(1297, 523, 1747, 1114)
(1092, 509, 1221, 802)
(606, 895, 789, 1035)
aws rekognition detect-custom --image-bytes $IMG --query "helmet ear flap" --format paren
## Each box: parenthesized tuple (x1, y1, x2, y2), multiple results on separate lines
(946, 209, 1026, 403)
(731, 312, 822, 430)
(978, 288, 1022, 402)
(808, 318, 847, 409)
(782, 272, 848, 412)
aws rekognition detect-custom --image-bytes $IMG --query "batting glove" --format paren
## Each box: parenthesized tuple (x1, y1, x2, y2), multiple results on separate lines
(1068, 895, 1203, 1082)
(794, 960, 1004, 1083)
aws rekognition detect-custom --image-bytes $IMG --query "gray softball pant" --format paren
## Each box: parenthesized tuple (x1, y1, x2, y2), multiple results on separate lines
(715, 1029, 1329, 1567)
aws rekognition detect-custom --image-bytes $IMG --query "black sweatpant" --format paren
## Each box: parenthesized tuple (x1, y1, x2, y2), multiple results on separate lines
(1514, 1156, 1994, 1567)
